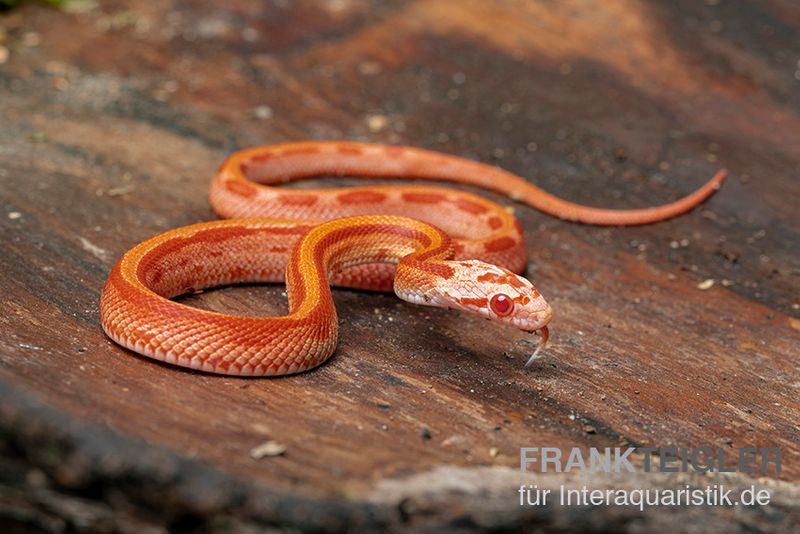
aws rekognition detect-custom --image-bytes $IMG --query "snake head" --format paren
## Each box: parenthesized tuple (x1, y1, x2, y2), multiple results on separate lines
(397, 260, 551, 332)
(395, 260, 552, 363)
(442, 260, 552, 333)
(447, 260, 552, 365)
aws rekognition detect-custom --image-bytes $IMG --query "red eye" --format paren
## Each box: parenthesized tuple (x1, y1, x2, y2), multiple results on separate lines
(489, 294, 514, 317)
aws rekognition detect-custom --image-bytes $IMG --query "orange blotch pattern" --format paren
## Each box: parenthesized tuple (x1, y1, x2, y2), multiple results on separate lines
(337, 191, 387, 204)
(336, 145, 363, 156)
(251, 152, 274, 163)
(384, 146, 405, 158)
(281, 146, 320, 157)
(455, 198, 489, 215)
(484, 236, 516, 252)
(477, 272, 504, 283)
(225, 179, 258, 198)
(402, 192, 445, 204)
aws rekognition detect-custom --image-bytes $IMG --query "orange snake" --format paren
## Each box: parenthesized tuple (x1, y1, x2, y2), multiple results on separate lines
(100, 141, 726, 376)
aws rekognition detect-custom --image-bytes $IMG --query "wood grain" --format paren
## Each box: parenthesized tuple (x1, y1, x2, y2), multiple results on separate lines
(0, 0, 798, 531)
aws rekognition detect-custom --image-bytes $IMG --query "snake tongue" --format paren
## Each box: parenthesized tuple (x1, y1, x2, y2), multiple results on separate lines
(524, 326, 549, 367)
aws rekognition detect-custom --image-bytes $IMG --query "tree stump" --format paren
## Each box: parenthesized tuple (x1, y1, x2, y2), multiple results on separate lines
(1, 1, 798, 531)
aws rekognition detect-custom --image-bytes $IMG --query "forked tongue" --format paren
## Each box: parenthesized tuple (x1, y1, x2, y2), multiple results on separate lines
(524, 326, 549, 367)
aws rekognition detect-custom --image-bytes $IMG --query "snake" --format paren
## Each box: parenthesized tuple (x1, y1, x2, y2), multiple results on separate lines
(99, 141, 726, 376)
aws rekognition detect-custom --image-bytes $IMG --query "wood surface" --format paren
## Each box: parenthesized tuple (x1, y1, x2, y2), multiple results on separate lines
(0, 0, 798, 531)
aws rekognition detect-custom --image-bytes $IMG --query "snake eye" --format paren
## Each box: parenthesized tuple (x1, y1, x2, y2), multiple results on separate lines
(489, 293, 514, 317)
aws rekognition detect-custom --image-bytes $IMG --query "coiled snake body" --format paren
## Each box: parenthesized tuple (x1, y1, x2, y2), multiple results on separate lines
(100, 142, 726, 376)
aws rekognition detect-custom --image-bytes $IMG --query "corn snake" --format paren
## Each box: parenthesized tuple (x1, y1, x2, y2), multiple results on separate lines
(100, 141, 726, 376)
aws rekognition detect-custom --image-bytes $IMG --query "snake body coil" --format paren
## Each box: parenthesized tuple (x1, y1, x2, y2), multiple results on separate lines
(100, 141, 726, 376)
